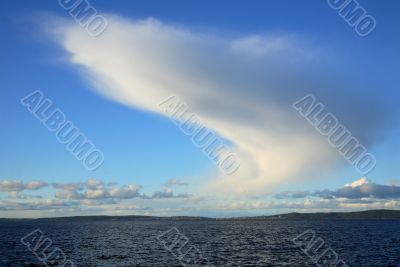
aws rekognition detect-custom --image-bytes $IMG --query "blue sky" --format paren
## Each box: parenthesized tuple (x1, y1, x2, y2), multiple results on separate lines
(0, 0, 400, 218)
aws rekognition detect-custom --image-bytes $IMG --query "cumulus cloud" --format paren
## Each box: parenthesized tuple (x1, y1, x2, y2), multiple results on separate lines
(55, 189, 83, 200)
(86, 178, 104, 189)
(47, 15, 392, 195)
(0, 178, 191, 215)
(53, 182, 84, 191)
(0, 199, 78, 211)
(9, 192, 43, 199)
(213, 194, 400, 214)
(164, 179, 188, 187)
(107, 185, 142, 199)
(275, 191, 310, 199)
(314, 178, 400, 199)
(147, 187, 190, 199)
(55, 179, 142, 201)
(1, 177, 399, 216)
(0, 180, 48, 192)
(0, 178, 191, 212)
(274, 178, 400, 201)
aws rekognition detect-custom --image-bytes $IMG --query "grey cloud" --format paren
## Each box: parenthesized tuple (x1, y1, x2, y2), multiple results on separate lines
(80, 198, 118, 206)
(53, 182, 85, 191)
(275, 191, 310, 199)
(55, 189, 84, 200)
(276, 178, 400, 200)
(144, 188, 190, 199)
(164, 179, 188, 187)
(0, 178, 190, 213)
(107, 185, 142, 199)
(0, 199, 78, 211)
(0, 180, 48, 192)
(314, 181, 400, 200)
(9, 192, 43, 199)
(86, 178, 104, 190)
(388, 180, 400, 186)
(55, 180, 142, 201)
(54, 179, 188, 201)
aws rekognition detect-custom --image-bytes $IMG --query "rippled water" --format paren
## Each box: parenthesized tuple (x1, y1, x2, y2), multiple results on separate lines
(1, 219, 400, 266)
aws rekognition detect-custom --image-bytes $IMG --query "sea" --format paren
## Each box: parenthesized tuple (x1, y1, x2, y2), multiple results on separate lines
(1, 219, 400, 266)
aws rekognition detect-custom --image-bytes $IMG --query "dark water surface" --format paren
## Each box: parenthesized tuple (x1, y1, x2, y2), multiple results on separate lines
(1, 219, 400, 266)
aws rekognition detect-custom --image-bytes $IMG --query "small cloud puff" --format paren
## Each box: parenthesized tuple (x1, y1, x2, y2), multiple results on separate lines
(0, 180, 48, 192)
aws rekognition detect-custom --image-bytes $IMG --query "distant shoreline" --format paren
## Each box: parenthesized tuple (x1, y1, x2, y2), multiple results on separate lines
(1, 209, 400, 221)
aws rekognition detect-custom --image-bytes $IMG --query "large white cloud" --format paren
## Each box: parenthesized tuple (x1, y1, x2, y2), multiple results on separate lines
(48, 15, 389, 195)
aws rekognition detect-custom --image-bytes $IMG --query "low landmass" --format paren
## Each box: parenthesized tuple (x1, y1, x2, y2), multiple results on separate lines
(261, 209, 400, 220)
(1, 209, 400, 222)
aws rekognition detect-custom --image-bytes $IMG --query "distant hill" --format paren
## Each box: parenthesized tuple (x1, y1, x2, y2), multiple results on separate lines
(1, 209, 400, 222)
(0, 215, 214, 222)
(264, 209, 400, 220)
